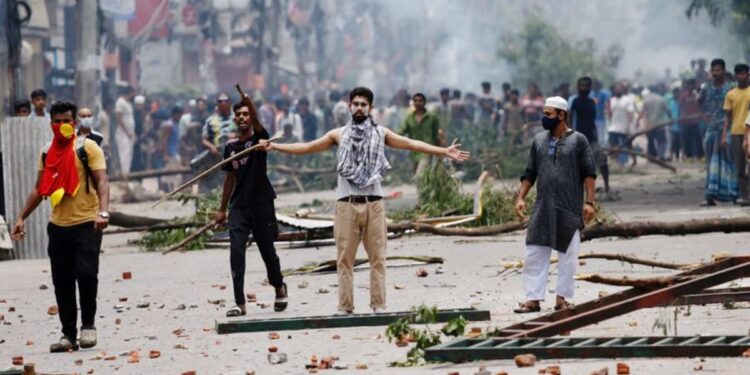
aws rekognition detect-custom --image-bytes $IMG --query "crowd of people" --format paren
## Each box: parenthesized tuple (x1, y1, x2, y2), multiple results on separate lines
(10, 57, 750, 205)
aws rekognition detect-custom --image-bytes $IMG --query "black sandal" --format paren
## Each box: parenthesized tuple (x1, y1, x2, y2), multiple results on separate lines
(226, 306, 246, 317)
(274, 283, 288, 312)
(513, 302, 541, 314)
(50, 336, 79, 353)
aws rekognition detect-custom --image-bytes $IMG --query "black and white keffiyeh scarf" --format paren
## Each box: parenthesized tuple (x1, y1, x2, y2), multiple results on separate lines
(337, 115, 391, 189)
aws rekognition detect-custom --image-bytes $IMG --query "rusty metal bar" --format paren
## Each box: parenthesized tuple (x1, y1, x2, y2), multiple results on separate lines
(492, 256, 750, 339)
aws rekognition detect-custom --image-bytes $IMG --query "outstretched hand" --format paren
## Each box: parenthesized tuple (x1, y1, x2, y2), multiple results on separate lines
(444, 139, 471, 161)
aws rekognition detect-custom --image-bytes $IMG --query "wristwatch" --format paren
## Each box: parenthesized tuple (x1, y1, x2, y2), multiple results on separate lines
(98, 211, 110, 219)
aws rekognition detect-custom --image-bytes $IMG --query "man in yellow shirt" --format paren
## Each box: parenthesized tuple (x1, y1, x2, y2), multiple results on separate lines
(12, 101, 110, 353)
(723, 64, 750, 205)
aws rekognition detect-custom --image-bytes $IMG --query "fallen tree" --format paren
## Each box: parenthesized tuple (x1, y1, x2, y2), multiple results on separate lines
(577, 253, 701, 271)
(110, 212, 168, 228)
(283, 255, 444, 275)
(580, 217, 750, 241)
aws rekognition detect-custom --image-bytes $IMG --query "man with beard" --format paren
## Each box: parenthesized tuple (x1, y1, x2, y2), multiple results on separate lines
(513, 96, 596, 314)
(215, 100, 288, 317)
(198, 93, 236, 193)
(264, 87, 470, 314)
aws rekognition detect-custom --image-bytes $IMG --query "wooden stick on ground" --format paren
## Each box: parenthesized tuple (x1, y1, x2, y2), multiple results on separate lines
(387, 220, 527, 236)
(161, 222, 215, 255)
(575, 274, 696, 288)
(152, 135, 281, 207)
(577, 253, 701, 270)
(104, 221, 202, 235)
(599, 147, 677, 172)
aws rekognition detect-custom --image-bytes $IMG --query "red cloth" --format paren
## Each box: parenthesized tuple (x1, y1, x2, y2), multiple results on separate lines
(39, 123, 80, 207)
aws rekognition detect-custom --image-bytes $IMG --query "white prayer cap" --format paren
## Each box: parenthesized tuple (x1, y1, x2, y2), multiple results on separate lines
(134, 95, 146, 104)
(544, 96, 568, 111)
(188, 99, 197, 107)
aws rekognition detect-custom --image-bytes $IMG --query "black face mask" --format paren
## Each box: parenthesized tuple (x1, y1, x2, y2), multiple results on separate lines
(541, 115, 560, 130)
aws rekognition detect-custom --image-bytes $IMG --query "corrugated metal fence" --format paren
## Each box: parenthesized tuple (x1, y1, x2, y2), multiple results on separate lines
(1, 117, 52, 259)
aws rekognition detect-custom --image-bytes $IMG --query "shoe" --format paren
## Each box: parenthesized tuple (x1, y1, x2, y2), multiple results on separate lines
(79, 327, 97, 349)
(513, 302, 541, 314)
(372, 307, 386, 314)
(274, 283, 288, 312)
(50, 336, 79, 353)
(336, 309, 354, 315)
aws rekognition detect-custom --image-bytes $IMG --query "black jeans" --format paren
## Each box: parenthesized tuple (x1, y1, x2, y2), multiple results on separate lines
(228, 201, 283, 305)
(47, 221, 102, 339)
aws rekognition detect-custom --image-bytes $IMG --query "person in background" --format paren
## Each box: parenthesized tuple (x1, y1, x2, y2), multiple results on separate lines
(114, 87, 136, 175)
(158, 106, 183, 191)
(727, 64, 750, 205)
(30, 89, 51, 121)
(570, 77, 610, 194)
(678, 79, 703, 161)
(77, 107, 104, 146)
(274, 96, 303, 140)
(665, 84, 682, 162)
(399, 92, 441, 177)
(298, 96, 318, 142)
(13, 99, 31, 117)
(333, 89, 351, 129)
(592, 79, 611, 144)
(131, 95, 148, 172)
(640, 86, 671, 161)
(607, 82, 637, 166)
(503, 89, 525, 144)
(698, 58, 736, 206)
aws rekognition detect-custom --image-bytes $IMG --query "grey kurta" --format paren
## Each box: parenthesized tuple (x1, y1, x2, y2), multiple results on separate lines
(521, 129, 596, 252)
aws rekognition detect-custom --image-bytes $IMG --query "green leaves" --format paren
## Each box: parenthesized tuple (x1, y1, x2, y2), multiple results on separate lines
(385, 305, 471, 367)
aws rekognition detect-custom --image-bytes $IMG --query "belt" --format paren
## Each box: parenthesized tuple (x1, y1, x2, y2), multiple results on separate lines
(338, 195, 383, 204)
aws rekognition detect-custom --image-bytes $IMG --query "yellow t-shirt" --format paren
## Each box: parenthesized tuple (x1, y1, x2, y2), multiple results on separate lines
(723, 86, 750, 135)
(38, 138, 106, 226)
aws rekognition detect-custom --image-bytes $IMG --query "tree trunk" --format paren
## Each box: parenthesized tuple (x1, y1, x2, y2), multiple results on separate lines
(387, 221, 527, 236)
(109, 212, 168, 228)
(581, 217, 750, 241)
(576, 274, 695, 288)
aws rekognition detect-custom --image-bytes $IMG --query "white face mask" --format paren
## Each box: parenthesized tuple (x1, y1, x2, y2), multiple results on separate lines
(78, 117, 95, 130)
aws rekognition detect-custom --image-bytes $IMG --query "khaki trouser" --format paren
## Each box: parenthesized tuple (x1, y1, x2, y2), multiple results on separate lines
(334, 200, 387, 312)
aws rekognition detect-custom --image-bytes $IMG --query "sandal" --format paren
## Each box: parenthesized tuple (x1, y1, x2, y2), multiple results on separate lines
(226, 306, 246, 317)
(513, 302, 541, 314)
(274, 283, 288, 312)
(554, 300, 575, 311)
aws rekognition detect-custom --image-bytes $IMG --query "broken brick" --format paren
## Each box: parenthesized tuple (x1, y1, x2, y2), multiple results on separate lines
(743, 348, 750, 358)
(149, 350, 160, 359)
(104, 356, 117, 361)
(172, 328, 185, 336)
(75, 359, 84, 366)
(545, 365, 561, 375)
(25, 340, 33, 346)
(9, 307, 16, 312)
(268, 332, 280, 340)
(47, 305, 59, 315)
(122, 272, 132, 280)
(87, 369, 94, 374)
(590, 368, 608, 375)
(616, 363, 630, 375)
(355, 364, 368, 370)
(115, 318, 122, 325)
(394, 284, 406, 290)
(495, 372, 509, 375)
(127, 351, 140, 364)
(416, 268, 429, 277)
(12, 356, 23, 365)
(319, 356, 335, 369)
(119, 297, 128, 302)
(246, 293, 257, 302)
(268, 346, 278, 353)
(332, 334, 341, 340)
(181, 371, 196, 375)
(310, 355, 318, 365)
(514, 353, 537, 367)
(447, 372, 460, 375)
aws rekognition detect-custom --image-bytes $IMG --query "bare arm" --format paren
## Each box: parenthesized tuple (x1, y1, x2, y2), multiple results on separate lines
(384, 128, 470, 161)
(269, 129, 338, 155)
(219, 172, 236, 212)
(514, 179, 533, 220)
(91, 169, 111, 230)
(583, 176, 596, 223)
(11, 172, 44, 240)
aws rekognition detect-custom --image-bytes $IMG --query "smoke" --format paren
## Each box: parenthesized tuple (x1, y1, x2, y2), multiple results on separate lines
(321, 0, 740, 97)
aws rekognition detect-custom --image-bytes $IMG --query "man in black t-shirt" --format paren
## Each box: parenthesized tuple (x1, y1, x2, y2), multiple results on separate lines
(569, 76, 610, 194)
(215, 101, 287, 317)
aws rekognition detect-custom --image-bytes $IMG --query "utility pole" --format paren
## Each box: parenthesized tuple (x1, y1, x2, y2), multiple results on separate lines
(1, 2, 9, 120)
(74, 0, 100, 109)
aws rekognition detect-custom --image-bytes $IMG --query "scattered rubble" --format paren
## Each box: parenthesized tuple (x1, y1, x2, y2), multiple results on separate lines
(514, 353, 537, 367)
